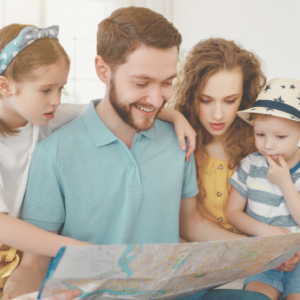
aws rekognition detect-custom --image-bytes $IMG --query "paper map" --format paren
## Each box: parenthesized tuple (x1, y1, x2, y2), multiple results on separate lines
(38, 233, 300, 299)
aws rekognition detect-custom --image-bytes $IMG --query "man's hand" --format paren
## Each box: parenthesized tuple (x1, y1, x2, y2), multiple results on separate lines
(265, 155, 291, 189)
(275, 251, 300, 272)
(11, 290, 81, 300)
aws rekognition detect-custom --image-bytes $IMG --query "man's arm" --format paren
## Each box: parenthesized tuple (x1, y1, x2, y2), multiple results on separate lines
(179, 196, 244, 242)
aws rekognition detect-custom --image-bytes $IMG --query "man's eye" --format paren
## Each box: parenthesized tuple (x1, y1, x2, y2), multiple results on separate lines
(135, 83, 147, 87)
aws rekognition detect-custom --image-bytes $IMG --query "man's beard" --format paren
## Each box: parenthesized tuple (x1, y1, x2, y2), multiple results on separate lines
(109, 77, 166, 132)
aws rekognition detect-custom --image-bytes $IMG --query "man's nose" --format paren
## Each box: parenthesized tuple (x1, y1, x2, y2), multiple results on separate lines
(147, 85, 164, 108)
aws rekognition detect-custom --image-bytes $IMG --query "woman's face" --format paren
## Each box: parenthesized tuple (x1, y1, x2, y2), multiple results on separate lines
(198, 68, 243, 141)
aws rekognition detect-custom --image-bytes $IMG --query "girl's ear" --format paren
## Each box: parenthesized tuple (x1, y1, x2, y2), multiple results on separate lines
(95, 55, 111, 84)
(0, 76, 12, 97)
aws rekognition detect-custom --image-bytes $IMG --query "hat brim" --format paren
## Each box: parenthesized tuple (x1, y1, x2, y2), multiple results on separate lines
(237, 107, 300, 126)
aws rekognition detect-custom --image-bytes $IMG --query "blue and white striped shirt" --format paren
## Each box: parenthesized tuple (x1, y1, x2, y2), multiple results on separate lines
(229, 152, 300, 233)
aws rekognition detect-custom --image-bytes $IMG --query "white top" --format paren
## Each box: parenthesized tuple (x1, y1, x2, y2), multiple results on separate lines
(0, 103, 88, 219)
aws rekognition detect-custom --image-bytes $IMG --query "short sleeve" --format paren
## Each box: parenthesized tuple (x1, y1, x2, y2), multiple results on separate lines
(181, 152, 199, 199)
(21, 144, 65, 231)
(228, 155, 251, 200)
(0, 174, 9, 213)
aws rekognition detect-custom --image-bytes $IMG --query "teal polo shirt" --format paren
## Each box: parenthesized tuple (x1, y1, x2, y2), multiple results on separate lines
(22, 100, 198, 244)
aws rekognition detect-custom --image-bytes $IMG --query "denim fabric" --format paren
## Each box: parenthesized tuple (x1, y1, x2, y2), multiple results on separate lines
(244, 262, 300, 299)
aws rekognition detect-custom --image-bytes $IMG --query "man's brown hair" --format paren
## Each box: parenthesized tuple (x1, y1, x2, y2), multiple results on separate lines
(97, 6, 182, 71)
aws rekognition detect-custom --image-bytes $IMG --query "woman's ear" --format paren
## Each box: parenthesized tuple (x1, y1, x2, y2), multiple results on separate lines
(95, 55, 112, 84)
(0, 76, 12, 97)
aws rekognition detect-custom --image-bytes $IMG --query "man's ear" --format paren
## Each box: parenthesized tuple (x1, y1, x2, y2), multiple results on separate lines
(0, 76, 12, 97)
(95, 55, 111, 84)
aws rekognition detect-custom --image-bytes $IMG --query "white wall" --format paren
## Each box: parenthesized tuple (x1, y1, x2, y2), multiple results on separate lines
(173, 0, 300, 80)
(0, 0, 299, 102)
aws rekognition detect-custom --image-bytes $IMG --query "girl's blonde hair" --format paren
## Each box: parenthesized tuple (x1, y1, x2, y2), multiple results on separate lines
(172, 38, 266, 204)
(0, 23, 70, 136)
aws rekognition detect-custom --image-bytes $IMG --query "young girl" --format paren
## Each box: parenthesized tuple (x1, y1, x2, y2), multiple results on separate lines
(173, 38, 266, 237)
(0, 23, 195, 297)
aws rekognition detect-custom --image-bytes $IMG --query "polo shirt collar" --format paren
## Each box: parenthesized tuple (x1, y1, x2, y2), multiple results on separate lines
(82, 99, 156, 145)
(82, 100, 118, 147)
(139, 125, 155, 140)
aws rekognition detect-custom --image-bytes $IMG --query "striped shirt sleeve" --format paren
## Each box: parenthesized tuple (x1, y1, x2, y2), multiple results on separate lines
(228, 155, 251, 200)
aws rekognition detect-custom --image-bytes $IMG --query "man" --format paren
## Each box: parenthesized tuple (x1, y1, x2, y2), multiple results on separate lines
(3, 6, 293, 300)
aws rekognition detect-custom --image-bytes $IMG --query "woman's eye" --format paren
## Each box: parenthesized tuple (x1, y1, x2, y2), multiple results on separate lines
(42, 89, 51, 93)
(226, 99, 236, 104)
(255, 133, 264, 137)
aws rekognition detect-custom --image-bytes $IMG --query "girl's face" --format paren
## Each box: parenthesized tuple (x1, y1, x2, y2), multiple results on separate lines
(198, 68, 243, 141)
(8, 60, 69, 127)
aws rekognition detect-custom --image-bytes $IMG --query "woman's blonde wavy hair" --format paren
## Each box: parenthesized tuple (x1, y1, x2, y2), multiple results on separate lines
(172, 38, 266, 204)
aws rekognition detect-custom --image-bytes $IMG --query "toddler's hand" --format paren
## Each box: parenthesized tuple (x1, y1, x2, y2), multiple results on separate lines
(262, 225, 290, 236)
(265, 155, 291, 188)
(173, 115, 196, 162)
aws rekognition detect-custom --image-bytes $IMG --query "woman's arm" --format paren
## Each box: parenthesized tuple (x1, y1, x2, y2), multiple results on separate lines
(226, 187, 290, 236)
(179, 196, 245, 242)
(0, 213, 91, 257)
(158, 108, 196, 161)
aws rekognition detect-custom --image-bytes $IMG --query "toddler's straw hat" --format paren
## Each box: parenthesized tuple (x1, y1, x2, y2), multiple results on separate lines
(237, 78, 300, 125)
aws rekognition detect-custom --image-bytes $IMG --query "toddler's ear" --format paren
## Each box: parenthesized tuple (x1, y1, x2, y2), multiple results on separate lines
(0, 76, 12, 97)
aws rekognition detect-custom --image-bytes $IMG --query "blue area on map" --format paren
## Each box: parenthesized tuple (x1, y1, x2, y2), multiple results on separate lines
(172, 258, 187, 269)
(118, 244, 143, 278)
(78, 288, 167, 298)
(61, 245, 167, 298)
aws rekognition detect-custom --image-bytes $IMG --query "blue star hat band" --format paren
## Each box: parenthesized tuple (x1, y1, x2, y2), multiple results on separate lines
(237, 78, 300, 125)
(0, 25, 59, 75)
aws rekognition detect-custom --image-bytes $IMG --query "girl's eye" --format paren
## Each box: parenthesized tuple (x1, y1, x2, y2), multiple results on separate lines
(200, 99, 210, 104)
(42, 89, 51, 93)
(277, 135, 286, 139)
(255, 133, 264, 137)
(59, 86, 65, 91)
(163, 81, 173, 86)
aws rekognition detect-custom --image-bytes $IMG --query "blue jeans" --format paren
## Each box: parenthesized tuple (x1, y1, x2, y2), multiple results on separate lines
(177, 289, 271, 300)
